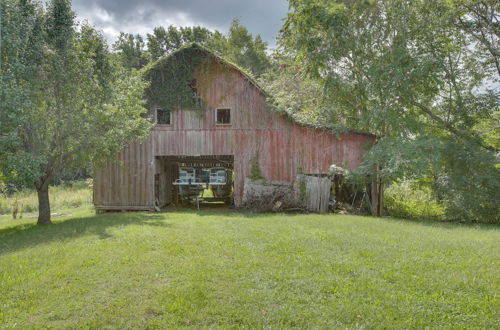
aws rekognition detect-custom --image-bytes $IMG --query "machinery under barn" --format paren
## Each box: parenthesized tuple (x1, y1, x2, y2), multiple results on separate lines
(93, 43, 378, 213)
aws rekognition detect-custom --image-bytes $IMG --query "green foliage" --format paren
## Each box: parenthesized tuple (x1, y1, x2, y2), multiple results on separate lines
(384, 181, 444, 220)
(354, 136, 499, 223)
(0, 0, 152, 223)
(0, 0, 46, 186)
(281, 0, 498, 138)
(141, 20, 271, 77)
(143, 44, 208, 113)
(147, 25, 215, 61)
(249, 154, 265, 180)
(0, 211, 498, 327)
(45, 0, 74, 51)
(451, 0, 499, 77)
(433, 139, 499, 223)
(112, 32, 149, 70)
(221, 19, 271, 78)
(278, 0, 499, 222)
(298, 180, 308, 203)
(0, 181, 92, 215)
(259, 51, 346, 131)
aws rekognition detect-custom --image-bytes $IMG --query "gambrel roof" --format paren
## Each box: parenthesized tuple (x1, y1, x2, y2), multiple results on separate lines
(142, 42, 266, 95)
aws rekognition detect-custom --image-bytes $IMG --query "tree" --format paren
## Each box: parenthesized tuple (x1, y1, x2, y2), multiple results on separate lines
(0, 0, 151, 224)
(112, 32, 148, 70)
(146, 25, 214, 61)
(0, 0, 46, 193)
(452, 0, 499, 77)
(276, 0, 499, 221)
(220, 19, 271, 78)
(143, 20, 271, 77)
(259, 51, 331, 127)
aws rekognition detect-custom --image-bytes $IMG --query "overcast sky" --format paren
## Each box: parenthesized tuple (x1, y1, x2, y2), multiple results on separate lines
(70, 0, 289, 47)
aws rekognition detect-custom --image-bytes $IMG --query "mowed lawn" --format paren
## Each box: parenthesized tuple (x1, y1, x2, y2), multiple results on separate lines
(0, 209, 498, 328)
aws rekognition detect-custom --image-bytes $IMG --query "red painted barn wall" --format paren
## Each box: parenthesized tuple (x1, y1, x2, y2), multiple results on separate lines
(94, 56, 374, 209)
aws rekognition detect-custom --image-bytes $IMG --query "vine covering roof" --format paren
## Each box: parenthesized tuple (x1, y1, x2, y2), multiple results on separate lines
(142, 42, 375, 138)
(142, 42, 265, 95)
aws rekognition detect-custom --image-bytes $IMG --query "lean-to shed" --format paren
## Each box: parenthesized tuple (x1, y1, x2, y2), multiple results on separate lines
(93, 43, 376, 211)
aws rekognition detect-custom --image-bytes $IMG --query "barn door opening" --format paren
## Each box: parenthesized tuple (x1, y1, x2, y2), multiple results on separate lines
(154, 155, 234, 210)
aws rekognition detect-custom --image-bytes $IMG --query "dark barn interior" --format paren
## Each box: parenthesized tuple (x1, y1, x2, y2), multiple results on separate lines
(154, 155, 234, 209)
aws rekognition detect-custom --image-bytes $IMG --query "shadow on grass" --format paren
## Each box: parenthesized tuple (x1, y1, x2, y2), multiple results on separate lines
(192, 209, 500, 230)
(371, 214, 499, 231)
(164, 204, 285, 219)
(193, 210, 284, 218)
(190, 208, 499, 229)
(0, 212, 169, 256)
(1, 209, 496, 256)
(160, 203, 500, 230)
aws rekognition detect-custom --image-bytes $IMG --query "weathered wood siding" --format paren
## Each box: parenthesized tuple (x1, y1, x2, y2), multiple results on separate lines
(94, 136, 154, 210)
(296, 175, 332, 213)
(94, 56, 374, 209)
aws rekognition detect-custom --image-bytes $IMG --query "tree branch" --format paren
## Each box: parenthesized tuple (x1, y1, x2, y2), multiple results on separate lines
(408, 100, 498, 152)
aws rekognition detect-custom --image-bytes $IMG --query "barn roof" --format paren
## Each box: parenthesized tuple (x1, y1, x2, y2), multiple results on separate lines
(143, 43, 376, 138)
(142, 42, 265, 95)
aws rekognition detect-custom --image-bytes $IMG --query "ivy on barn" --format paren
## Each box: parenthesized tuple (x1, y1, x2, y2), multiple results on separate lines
(143, 44, 209, 114)
(143, 43, 263, 118)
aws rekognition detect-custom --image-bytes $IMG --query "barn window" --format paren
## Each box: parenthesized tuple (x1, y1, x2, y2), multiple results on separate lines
(156, 108, 170, 125)
(216, 108, 231, 125)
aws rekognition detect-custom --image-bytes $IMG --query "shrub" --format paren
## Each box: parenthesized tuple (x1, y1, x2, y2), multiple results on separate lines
(0, 199, 10, 215)
(249, 154, 264, 180)
(22, 203, 37, 213)
(384, 181, 444, 220)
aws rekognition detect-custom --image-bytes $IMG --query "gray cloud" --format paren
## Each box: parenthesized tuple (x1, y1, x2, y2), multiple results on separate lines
(71, 0, 289, 47)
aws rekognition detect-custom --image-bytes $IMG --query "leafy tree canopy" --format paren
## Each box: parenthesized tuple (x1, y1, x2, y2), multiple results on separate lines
(112, 32, 149, 70)
(272, 0, 499, 222)
(0, 0, 152, 224)
(114, 19, 271, 78)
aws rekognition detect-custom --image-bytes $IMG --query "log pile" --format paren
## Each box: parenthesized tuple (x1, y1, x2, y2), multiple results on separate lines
(242, 175, 332, 213)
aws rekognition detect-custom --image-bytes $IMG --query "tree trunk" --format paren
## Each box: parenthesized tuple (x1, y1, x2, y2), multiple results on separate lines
(370, 180, 379, 216)
(37, 183, 51, 225)
(378, 180, 383, 217)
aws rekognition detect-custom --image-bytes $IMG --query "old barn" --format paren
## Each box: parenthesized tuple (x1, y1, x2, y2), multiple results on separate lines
(93, 43, 376, 212)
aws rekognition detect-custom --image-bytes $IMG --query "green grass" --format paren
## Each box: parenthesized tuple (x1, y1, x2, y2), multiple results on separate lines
(0, 208, 498, 328)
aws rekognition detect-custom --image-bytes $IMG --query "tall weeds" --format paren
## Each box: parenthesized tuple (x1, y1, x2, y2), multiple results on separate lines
(0, 181, 92, 215)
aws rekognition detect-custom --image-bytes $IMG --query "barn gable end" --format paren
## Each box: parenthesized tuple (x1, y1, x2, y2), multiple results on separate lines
(93, 43, 375, 211)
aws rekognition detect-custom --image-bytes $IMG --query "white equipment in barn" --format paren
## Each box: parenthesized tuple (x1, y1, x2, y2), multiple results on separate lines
(173, 167, 233, 207)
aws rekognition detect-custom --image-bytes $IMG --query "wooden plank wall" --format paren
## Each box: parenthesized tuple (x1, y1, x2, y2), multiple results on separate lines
(94, 56, 375, 210)
(297, 175, 332, 213)
(94, 135, 154, 210)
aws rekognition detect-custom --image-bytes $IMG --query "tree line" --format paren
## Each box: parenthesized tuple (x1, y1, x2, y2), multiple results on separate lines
(112, 19, 271, 78)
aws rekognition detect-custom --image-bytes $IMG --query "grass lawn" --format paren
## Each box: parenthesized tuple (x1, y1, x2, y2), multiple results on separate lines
(0, 208, 498, 328)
